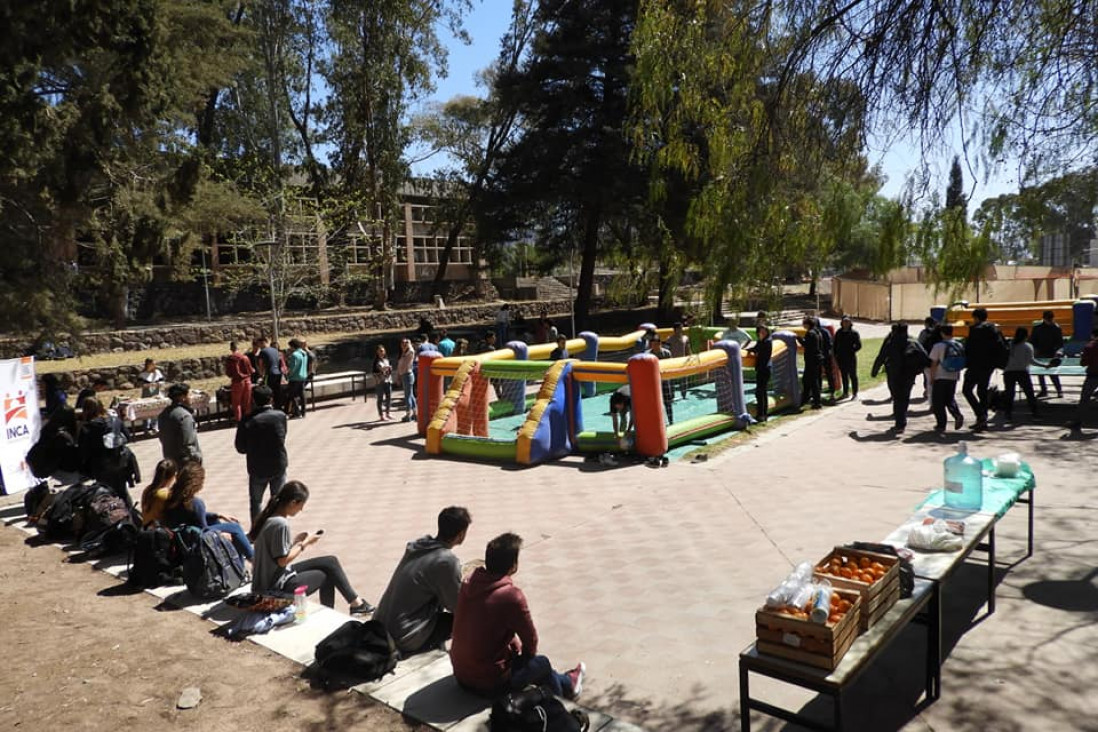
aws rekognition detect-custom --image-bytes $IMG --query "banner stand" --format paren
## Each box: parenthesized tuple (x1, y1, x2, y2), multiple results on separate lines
(1, 357, 41, 495)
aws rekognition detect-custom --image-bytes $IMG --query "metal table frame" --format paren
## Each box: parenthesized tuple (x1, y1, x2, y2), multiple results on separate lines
(305, 371, 369, 411)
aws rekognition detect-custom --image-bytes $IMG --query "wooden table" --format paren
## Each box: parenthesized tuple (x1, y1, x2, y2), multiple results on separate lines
(739, 578, 940, 732)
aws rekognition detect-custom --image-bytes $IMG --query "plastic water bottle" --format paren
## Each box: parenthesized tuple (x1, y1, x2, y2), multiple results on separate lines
(943, 441, 983, 510)
(293, 586, 308, 623)
(810, 580, 833, 624)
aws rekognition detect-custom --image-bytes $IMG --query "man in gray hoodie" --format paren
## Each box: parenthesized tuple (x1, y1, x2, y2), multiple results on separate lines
(374, 506, 471, 655)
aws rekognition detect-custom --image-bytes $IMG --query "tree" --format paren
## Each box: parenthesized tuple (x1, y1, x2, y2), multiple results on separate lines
(324, 0, 470, 308)
(945, 156, 967, 214)
(482, 0, 645, 327)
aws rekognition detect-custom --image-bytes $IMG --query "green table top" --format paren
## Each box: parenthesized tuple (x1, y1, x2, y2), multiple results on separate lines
(916, 459, 1035, 519)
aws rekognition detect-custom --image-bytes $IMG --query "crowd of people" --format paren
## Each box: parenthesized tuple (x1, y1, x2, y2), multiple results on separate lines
(870, 308, 1097, 435)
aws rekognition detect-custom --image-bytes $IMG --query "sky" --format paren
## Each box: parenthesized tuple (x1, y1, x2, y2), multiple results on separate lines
(416, 2, 1019, 210)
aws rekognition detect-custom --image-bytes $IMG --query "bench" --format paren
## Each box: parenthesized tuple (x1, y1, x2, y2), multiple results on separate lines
(740, 461, 1036, 731)
(305, 370, 373, 411)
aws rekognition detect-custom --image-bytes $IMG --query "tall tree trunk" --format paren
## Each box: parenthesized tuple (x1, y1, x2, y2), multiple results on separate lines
(574, 206, 601, 329)
(657, 251, 675, 323)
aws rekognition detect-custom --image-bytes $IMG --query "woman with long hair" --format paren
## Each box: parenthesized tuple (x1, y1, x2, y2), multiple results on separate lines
(396, 337, 417, 423)
(140, 459, 179, 527)
(373, 344, 393, 421)
(248, 481, 374, 613)
(165, 463, 254, 559)
(1002, 326, 1048, 422)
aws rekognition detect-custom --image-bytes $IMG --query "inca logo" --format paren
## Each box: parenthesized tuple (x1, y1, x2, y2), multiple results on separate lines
(4, 392, 30, 439)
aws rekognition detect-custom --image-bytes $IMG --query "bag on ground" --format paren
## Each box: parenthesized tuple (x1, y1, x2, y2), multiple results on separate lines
(23, 482, 50, 518)
(489, 686, 590, 732)
(177, 526, 248, 600)
(311, 619, 399, 689)
(41, 482, 98, 539)
(128, 523, 182, 588)
(78, 486, 138, 555)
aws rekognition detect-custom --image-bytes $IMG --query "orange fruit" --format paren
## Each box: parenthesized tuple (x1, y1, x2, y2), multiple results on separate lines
(839, 567, 853, 578)
(859, 557, 871, 569)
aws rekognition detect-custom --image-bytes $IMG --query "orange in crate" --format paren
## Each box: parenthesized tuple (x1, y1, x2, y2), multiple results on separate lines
(813, 547, 901, 632)
(755, 588, 863, 670)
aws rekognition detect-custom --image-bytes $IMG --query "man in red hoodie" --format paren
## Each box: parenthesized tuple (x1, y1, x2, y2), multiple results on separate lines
(450, 533, 585, 699)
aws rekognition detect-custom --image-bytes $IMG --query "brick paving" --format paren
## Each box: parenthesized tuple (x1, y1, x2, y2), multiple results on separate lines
(124, 367, 1097, 731)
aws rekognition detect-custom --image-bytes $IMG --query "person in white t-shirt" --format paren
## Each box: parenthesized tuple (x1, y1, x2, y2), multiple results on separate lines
(928, 324, 965, 433)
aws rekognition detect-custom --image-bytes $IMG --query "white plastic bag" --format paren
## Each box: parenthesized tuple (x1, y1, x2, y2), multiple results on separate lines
(907, 521, 963, 552)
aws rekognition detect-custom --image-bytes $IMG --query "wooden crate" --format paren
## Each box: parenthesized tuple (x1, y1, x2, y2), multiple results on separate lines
(755, 589, 862, 670)
(813, 547, 901, 631)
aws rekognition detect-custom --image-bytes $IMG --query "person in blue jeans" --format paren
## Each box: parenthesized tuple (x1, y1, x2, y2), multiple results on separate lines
(164, 462, 254, 560)
(397, 338, 417, 422)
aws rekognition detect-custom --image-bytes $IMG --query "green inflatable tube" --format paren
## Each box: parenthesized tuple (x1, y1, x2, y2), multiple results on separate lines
(441, 435, 518, 461)
(666, 413, 740, 446)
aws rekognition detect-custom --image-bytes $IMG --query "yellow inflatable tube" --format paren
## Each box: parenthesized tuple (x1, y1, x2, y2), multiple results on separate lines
(658, 350, 729, 380)
(527, 337, 587, 360)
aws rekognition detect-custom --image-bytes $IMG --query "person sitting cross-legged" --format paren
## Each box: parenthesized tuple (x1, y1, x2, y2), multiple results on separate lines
(450, 533, 586, 700)
(374, 506, 472, 656)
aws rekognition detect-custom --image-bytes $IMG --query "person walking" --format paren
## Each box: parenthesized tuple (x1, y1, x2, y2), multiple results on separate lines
(833, 316, 862, 400)
(1002, 327, 1047, 422)
(374, 344, 394, 421)
(235, 385, 288, 520)
(798, 318, 824, 410)
(225, 341, 255, 422)
(1031, 310, 1065, 398)
(871, 323, 929, 433)
(916, 317, 941, 399)
(397, 337, 417, 422)
(285, 338, 309, 419)
(929, 324, 966, 434)
(961, 308, 1003, 431)
(158, 383, 202, 464)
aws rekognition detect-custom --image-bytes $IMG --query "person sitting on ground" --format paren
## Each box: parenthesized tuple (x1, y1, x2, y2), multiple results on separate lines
(374, 506, 472, 655)
(549, 335, 570, 361)
(140, 459, 179, 528)
(248, 481, 375, 613)
(450, 532, 585, 699)
(609, 385, 634, 437)
(165, 462, 254, 560)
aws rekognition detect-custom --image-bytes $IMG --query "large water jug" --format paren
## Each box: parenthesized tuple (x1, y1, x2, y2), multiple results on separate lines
(943, 441, 983, 510)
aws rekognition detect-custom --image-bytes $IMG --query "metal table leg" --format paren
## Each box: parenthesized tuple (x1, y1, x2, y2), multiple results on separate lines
(987, 525, 997, 614)
(739, 662, 751, 732)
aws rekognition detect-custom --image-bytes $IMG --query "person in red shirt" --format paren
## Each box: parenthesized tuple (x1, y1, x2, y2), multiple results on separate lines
(225, 341, 255, 421)
(450, 533, 585, 699)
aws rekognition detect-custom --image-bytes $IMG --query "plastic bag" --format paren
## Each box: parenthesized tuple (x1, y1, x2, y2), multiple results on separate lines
(907, 521, 963, 552)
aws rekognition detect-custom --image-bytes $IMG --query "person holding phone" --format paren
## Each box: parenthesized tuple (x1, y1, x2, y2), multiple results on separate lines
(248, 481, 374, 613)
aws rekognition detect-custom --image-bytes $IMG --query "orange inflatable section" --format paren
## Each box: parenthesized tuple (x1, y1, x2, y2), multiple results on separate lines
(627, 354, 667, 457)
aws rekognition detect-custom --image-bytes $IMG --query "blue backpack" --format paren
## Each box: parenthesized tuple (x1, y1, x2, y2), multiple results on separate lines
(941, 340, 966, 373)
(178, 526, 248, 600)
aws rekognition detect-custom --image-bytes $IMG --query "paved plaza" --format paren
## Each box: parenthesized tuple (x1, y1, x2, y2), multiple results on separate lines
(113, 372, 1096, 731)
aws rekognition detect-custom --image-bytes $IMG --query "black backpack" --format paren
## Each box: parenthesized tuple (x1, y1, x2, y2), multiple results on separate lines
(311, 620, 399, 690)
(41, 482, 98, 539)
(25, 428, 79, 479)
(489, 687, 590, 732)
(177, 526, 248, 600)
(128, 523, 182, 588)
(78, 487, 138, 555)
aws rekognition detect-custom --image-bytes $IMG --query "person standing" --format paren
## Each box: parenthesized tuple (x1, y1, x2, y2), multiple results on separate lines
(816, 317, 837, 400)
(1002, 327, 1046, 422)
(374, 507, 471, 655)
(397, 338, 417, 423)
(374, 345, 394, 421)
(138, 358, 165, 431)
(450, 533, 585, 699)
(235, 385, 288, 520)
(247, 339, 263, 385)
(285, 339, 309, 419)
(961, 308, 1002, 431)
(916, 317, 941, 399)
(495, 304, 511, 346)
(798, 318, 824, 410)
(158, 383, 202, 464)
(438, 329, 456, 357)
(549, 335, 570, 360)
(256, 336, 284, 410)
(1070, 327, 1098, 432)
(1031, 310, 1065, 398)
(667, 321, 693, 399)
(225, 341, 255, 422)
(747, 324, 773, 422)
(41, 373, 68, 418)
(929, 324, 966, 434)
(648, 334, 675, 424)
(833, 316, 862, 400)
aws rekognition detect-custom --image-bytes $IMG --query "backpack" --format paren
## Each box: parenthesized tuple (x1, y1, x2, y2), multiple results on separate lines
(41, 482, 98, 539)
(940, 340, 966, 373)
(489, 687, 590, 732)
(178, 526, 248, 600)
(78, 487, 138, 555)
(25, 428, 79, 479)
(23, 482, 50, 518)
(128, 523, 182, 588)
(310, 620, 399, 690)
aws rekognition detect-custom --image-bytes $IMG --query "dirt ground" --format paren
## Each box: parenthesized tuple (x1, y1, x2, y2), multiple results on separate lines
(0, 518, 424, 732)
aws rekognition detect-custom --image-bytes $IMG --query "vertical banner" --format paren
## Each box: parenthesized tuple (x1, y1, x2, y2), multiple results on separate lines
(0, 357, 41, 495)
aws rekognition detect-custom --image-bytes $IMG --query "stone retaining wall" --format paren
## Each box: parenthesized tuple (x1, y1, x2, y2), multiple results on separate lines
(54, 356, 228, 394)
(2, 299, 574, 359)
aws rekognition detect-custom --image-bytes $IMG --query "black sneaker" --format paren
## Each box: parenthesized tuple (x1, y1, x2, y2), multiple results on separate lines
(954, 414, 964, 430)
(349, 600, 375, 616)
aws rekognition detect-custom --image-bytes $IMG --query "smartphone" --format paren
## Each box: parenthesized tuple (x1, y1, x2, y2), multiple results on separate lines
(315, 529, 325, 535)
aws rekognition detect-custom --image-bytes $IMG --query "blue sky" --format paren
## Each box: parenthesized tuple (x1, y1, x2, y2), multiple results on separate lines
(418, 2, 1017, 209)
